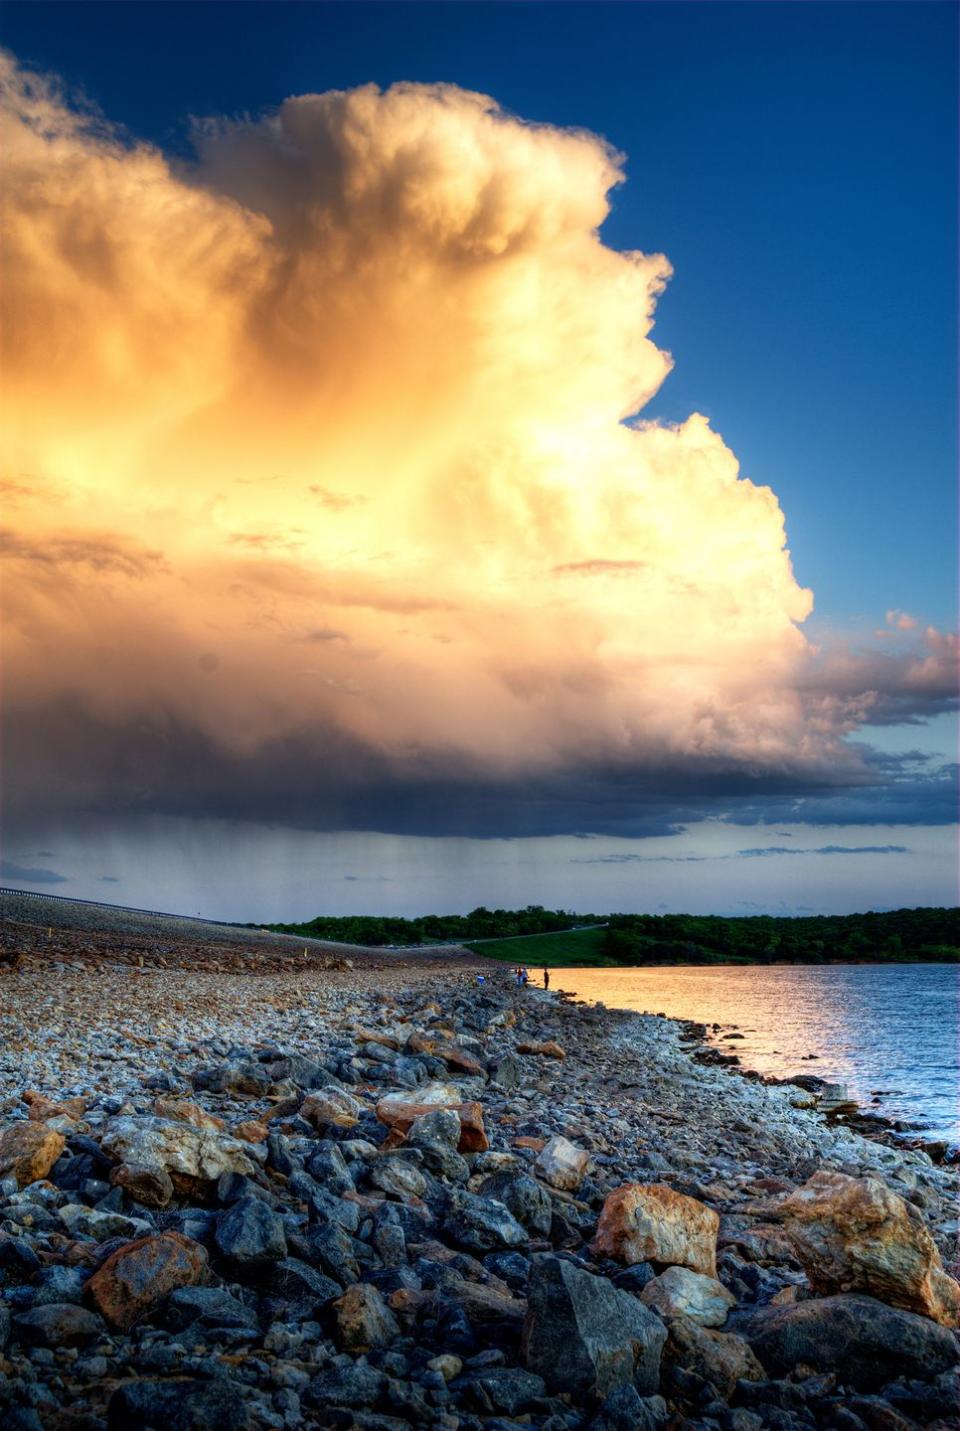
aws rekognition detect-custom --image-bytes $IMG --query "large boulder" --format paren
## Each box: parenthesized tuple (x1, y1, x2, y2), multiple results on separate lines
(592, 1183, 719, 1277)
(535, 1134, 591, 1192)
(0, 1122, 65, 1187)
(640, 1265, 736, 1328)
(87, 1232, 208, 1331)
(522, 1253, 667, 1400)
(736, 1293, 960, 1390)
(100, 1116, 254, 1195)
(780, 1169, 960, 1327)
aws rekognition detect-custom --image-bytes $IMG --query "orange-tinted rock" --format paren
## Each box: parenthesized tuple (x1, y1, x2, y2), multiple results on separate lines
(376, 1096, 488, 1153)
(23, 1092, 87, 1122)
(780, 1170, 960, 1328)
(234, 1120, 269, 1144)
(407, 1032, 486, 1077)
(0, 1123, 65, 1187)
(300, 1088, 362, 1129)
(153, 1098, 224, 1131)
(512, 1136, 546, 1152)
(592, 1183, 719, 1277)
(517, 1041, 565, 1060)
(333, 1282, 400, 1351)
(110, 1163, 174, 1209)
(87, 1232, 207, 1331)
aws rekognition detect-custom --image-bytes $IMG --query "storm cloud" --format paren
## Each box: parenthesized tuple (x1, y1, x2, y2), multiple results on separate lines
(1, 54, 955, 844)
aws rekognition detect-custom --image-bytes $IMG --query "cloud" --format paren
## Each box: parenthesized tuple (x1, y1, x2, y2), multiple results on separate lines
(0, 858, 68, 884)
(736, 844, 909, 858)
(886, 609, 918, 631)
(0, 54, 955, 840)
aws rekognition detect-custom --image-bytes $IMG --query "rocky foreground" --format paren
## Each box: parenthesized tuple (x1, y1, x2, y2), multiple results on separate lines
(0, 952, 958, 1431)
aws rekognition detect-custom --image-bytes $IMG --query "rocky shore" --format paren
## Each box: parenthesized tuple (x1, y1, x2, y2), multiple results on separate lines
(1, 938, 958, 1430)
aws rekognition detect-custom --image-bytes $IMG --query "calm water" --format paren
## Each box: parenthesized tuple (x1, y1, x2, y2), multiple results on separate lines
(552, 964, 959, 1145)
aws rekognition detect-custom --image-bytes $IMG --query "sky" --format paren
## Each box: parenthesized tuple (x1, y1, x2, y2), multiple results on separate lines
(0, 2, 956, 919)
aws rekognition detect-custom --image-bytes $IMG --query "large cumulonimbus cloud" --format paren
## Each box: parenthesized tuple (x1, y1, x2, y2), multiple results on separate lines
(0, 55, 954, 835)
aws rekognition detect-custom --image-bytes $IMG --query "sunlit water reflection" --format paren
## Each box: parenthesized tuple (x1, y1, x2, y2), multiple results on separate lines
(551, 963, 959, 1144)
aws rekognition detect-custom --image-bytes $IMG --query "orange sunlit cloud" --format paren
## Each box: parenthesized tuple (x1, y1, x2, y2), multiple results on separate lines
(1, 56, 953, 831)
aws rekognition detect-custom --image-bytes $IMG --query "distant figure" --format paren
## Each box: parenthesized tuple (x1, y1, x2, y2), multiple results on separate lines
(521, 967, 529, 986)
(515, 967, 523, 987)
(476, 972, 485, 985)
(543, 967, 550, 990)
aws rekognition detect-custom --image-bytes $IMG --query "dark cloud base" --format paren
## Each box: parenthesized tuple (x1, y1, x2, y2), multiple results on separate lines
(3, 698, 955, 843)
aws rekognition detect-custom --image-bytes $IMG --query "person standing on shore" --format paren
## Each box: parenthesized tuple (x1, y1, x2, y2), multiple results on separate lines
(543, 967, 550, 990)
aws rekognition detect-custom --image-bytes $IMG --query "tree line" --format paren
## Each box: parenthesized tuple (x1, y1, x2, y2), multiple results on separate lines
(265, 904, 959, 961)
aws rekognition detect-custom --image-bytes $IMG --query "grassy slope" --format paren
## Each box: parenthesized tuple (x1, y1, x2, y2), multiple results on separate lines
(464, 926, 610, 965)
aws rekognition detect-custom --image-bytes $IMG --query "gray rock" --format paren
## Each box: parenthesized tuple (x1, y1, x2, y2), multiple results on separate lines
(107, 1375, 251, 1430)
(13, 1303, 103, 1348)
(29, 1266, 87, 1307)
(522, 1253, 667, 1400)
(453, 1365, 547, 1415)
(736, 1294, 960, 1391)
(165, 1286, 259, 1332)
(591, 1386, 669, 1431)
(479, 1171, 553, 1236)
(443, 1189, 528, 1253)
(269, 1257, 342, 1314)
(215, 1195, 287, 1270)
(308, 1363, 386, 1410)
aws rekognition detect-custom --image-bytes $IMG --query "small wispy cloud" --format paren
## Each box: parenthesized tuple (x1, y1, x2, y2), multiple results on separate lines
(736, 844, 909, 858)
(1, 859, 68, 884)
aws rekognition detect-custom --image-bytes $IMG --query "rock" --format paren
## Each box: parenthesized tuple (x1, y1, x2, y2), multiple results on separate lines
(664, 1315, 764, 1398)
(427, 1353, 463, 1381)
(308, 1363, 386, 1410)
(87, 1231, 208, 1331)
(23, 1091, 87, 1122)
(443, 1277, 527, 1348)
(59, 1202, 151, 1240)
(591, 1385, 669, 1431)
(454, 1365, 547, 1415)
(377, 1090, 488, 1152)
(737, 1293, 960, 1390)
(592, 1182, 719, 1277)
(478, 1171, 553, 1236)
(488, 1052, 523, 1089)
(12, 1303, 103, 1347)
(111, 1162, 175, 1208)
(165, 1286, 259, 1332)
(233, 1120, 269, 1143)
(406, 1108, 471, 1179)
(214, 1195, 287, 1270)
(407, 1031, 486, 1077)
(443, 1189, 528, 1252)
(369, 1156, 427, 1201)
(522, 1252, 667, 1400)
(517, 1040, 566, 1059)
(153, 1097, 224, 1131)
(268, 1257, 341, 1313)
(333, 1281, 400, 1351)
(640, 1265, 736, 1327)
(299, 1087, 362, 1129)
(780, 1169, 960, 1327)
(0, 1122, 65, 1187)
(107, 1375, 251, 1430)
(100, 1115, 254, 1194)
(535, 1134, 591, 1192)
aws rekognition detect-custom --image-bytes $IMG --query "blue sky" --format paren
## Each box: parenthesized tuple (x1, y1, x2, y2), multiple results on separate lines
(5, 0, 956, 629)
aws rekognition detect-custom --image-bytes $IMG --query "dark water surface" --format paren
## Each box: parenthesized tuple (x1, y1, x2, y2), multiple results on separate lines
(553, 963, 959, 1144)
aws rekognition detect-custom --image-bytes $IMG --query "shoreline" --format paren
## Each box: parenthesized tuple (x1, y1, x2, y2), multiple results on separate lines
(1, 927, 958, 1427)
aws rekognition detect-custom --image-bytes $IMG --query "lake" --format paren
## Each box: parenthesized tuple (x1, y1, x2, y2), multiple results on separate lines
(550, 963, 959, 1145)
